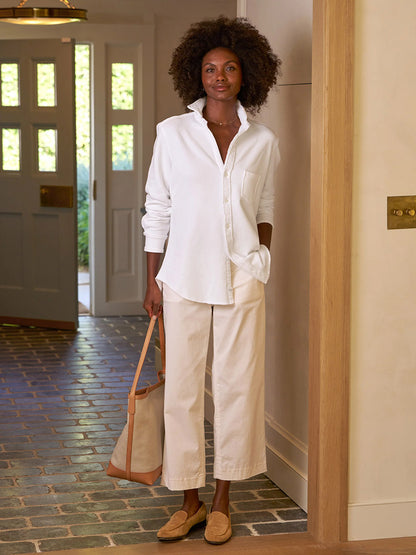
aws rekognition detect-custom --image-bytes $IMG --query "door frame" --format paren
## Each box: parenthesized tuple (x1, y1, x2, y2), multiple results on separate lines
(307, 0, 354, 543)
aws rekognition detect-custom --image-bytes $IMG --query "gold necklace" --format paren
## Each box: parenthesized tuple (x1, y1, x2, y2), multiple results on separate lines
(204, 112, 239, 126)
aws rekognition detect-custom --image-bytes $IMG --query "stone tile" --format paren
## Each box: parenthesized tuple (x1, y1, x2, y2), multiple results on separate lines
(253, 520, 308, 534)
(0, 506, 58, 519)
(101, 507, 168, 522)
(43, 463, 104, 474)
(0, 518, 26, 530)
(128, 495, 184, 509)
(257, 487, 290, 499)
(30, 513, 99, 527)
(70, 520, 141, 535)
(0, 485, 49, 498)
(16, 475, 77, 486)
(38, 535, 111, 552)
(277, 508, 308, 521)
(22, 493, 88, 506)
(0, 526, 68, 541)
(112, 531, 157, 545)
(0, 498, 21, 508)
(234, 498, 299, 512)
(0, 542, 37, 554)
(231, 510, 278, 525)
(60, 500, 128, 513)
(53, 481, 115, 493)
(89, 489, 152, 501)
(139, 517, 170, 531)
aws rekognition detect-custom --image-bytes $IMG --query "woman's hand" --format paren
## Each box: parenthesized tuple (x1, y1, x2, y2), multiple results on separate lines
(143, 252, 163, 317)
(143, 280, 162, 318)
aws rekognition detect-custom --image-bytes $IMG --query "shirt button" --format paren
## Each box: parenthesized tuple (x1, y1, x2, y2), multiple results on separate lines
(224, 171, 229, 178)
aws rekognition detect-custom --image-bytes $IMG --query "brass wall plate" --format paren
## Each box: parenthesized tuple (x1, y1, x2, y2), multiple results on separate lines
(40, 185, 73, 208)
(387, 195, 416, 229)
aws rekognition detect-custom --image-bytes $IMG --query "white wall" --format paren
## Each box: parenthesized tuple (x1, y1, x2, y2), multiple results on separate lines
(349, 0, 416, 540)
(240, 0, 312, 511)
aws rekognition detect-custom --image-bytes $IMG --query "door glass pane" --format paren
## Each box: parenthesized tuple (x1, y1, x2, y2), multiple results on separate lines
(112, 63, 133, 110)
(1, 128, 20, 171)
(37, 62, 56, 107)
(112, 124, 133, 170)
(1, 63, 19, 107)
(38, 128, 57, 172)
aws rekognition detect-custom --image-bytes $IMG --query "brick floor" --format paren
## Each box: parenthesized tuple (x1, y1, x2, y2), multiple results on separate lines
(0, 316, 307, 554)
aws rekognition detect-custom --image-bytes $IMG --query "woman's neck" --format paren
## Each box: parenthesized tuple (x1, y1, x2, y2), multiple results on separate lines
(203, 98, 238, 126)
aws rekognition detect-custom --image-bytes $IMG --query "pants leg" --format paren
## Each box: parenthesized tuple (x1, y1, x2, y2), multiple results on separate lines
(161, 283, 212, 490)
(211, 266, 267, 481)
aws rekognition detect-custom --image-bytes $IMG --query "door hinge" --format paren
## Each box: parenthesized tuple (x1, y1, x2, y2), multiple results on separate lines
(92, 179, 97, 201)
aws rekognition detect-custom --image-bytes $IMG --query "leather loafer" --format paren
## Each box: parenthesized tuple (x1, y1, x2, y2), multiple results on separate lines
(204, 510, 232, 544)
(157, 502, 207, 541)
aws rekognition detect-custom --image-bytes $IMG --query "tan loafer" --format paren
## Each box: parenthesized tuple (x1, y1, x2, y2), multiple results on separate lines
(157, 502, 207, 541)
(204, 510, 232, 544)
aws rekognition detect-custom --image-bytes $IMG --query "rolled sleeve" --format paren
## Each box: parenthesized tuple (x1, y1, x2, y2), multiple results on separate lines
(142, 124, 172, 253)
(256, 139, 280, 227)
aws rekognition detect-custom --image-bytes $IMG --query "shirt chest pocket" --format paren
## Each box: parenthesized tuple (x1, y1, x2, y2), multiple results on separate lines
(241, 170, 262, 203)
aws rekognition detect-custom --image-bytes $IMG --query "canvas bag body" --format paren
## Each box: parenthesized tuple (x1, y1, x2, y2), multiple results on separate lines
(107, 315, 165, 485)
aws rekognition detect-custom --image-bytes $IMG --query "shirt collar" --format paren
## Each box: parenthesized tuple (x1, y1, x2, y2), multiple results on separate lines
(187, 97, 250, 131)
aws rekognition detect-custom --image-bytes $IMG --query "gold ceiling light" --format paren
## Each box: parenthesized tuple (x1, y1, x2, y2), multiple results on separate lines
(0, 0, 87, 25)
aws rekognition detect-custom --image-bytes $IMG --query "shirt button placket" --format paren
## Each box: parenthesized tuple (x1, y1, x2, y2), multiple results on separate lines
(223, 168, 232, 241)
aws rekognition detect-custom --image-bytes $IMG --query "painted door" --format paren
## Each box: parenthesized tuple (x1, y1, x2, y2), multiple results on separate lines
(0, 39, 77, 330)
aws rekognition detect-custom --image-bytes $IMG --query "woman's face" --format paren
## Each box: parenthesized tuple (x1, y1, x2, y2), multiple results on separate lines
(201, 47, 243, 103)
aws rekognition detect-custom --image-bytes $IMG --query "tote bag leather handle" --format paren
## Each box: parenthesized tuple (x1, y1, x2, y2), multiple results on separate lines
(128, 314, 165, 415)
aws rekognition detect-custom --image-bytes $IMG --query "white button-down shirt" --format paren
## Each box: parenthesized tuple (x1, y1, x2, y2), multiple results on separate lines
(142, 98, 280, 304)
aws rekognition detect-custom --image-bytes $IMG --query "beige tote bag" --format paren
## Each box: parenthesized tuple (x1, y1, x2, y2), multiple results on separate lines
(107, 314, 165, 485)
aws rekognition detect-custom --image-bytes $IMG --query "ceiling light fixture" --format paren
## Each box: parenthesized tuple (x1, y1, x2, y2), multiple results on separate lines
(0, 0, 87, 25)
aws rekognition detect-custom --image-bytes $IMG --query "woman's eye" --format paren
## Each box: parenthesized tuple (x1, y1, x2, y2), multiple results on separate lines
(226, 66, 236, 72)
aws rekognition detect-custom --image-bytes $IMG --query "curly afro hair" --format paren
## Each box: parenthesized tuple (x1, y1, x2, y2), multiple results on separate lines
(169, 16, 282, 113)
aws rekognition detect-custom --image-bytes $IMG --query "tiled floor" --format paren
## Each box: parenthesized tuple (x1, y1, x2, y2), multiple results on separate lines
(0, 316, 307, 554)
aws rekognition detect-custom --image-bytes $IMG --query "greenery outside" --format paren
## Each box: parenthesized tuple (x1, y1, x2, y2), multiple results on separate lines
(75, 44, 90, 269)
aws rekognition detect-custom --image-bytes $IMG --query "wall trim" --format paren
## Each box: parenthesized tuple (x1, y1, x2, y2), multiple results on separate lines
(348, 500, 416, 541)
(264, 415, 308, 511)
(265, 422, 308, 511)
(308, 0, 354, 543)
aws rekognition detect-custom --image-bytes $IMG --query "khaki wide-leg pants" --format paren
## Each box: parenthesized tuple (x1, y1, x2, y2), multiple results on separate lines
(161, 265, 267, 491)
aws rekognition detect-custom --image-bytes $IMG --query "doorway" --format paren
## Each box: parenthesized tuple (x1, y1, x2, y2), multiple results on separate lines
(75, 43, 91, 315)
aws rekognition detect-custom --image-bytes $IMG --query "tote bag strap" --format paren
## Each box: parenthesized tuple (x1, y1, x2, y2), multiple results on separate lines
(128, 314, 165, 415)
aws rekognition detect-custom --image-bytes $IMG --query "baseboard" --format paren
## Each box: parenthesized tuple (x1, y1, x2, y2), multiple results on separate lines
(264, 416, 308, 512)
(204, 370, 308, 512)
(348, 499, 416, 540)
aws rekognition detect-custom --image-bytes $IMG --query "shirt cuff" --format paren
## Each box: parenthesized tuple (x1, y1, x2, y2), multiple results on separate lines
(144, 236, 165, 253)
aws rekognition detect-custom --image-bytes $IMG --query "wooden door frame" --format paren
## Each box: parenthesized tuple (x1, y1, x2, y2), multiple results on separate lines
(307, 0, 354, 544)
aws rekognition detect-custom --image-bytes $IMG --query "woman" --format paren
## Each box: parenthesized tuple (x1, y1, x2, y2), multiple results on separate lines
(142, 16, 281, 545)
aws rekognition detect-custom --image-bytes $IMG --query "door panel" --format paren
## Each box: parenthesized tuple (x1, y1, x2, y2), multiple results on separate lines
(0, 39, 77, 330)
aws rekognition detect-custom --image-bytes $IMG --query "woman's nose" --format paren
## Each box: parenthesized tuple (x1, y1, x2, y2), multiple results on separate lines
(216, 70, 226, 81)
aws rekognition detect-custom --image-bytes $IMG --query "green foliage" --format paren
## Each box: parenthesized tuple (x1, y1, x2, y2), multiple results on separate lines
(112, 63, 134, 110)
(76, 45, 90, 269)
(112, 124, 134, 170)
(77, 163, 89, 268)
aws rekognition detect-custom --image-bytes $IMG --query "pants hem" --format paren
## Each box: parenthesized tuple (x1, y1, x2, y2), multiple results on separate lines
(161, 473, 206, 491)
(213, 461, 267, 482)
